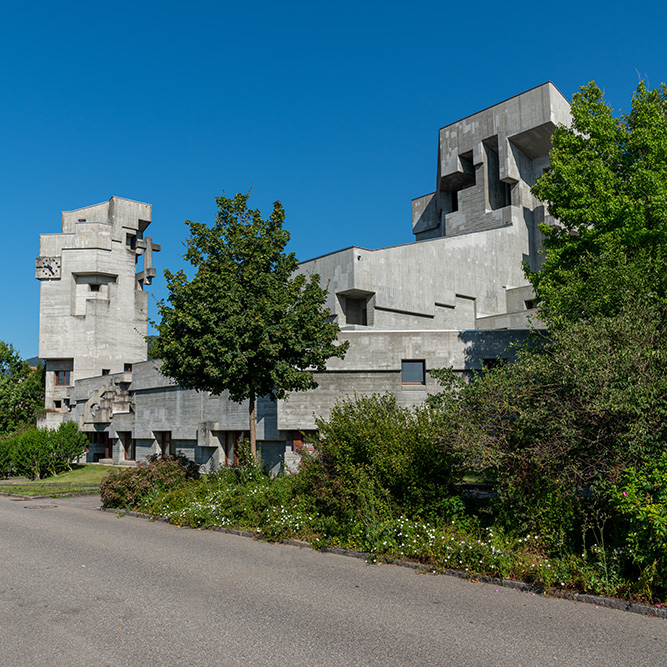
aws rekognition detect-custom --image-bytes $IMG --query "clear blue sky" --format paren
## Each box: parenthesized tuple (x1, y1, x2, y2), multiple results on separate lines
(2, 0, 666, 357)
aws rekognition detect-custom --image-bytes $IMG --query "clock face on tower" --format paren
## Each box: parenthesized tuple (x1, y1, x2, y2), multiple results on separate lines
(35, 256, 62, 280)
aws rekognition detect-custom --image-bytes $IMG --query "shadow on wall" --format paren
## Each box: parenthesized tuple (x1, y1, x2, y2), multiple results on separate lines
(458, 329, 543, 373)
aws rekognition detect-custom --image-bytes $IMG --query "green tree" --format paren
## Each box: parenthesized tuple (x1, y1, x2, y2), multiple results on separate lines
(529, 81, 667, 325)
(0, 342, 44, 436)
(152, 192, 348, 459)
(428, 294, 667, 546)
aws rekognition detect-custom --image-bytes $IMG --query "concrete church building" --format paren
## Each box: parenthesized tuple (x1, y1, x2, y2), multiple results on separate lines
(36, 82, 570, 471)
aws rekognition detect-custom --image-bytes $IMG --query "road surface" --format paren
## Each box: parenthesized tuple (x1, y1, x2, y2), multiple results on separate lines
(0, 494, 665, 666)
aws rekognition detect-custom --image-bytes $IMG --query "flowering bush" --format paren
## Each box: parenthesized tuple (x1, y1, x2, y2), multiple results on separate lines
(100, 456, 194, 509)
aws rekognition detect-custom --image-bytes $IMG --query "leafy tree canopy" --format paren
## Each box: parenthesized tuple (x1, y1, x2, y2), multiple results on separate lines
(529, 81, 667, 325)
(0, 341, 44, 437)
(152, 192, 348, 458)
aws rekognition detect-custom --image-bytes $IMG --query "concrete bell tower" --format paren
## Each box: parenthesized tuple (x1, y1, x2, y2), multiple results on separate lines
(36, 196, 159, 427)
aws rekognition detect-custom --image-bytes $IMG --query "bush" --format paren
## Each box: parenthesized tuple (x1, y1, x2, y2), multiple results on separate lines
(427, 296, 667, 549)
(100, 455, 196, 509)
(608, 453, 667, 598)
(0, 434, 15, 478)
(4, 422, 88, 480)
(298, 393, 465, 537)
(50, 421, 87, 472)
(12, 428, 52, 479)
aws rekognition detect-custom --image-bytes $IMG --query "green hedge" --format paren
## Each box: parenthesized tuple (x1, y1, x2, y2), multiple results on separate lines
(0, 422, 87, 479)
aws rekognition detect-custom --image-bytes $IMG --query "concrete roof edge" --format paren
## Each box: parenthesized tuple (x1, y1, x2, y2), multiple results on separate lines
(62, 195, 152, 215)
(437, 82, 569, 132)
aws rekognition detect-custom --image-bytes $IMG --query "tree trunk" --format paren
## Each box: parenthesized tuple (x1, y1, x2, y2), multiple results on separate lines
(248, 394, 257, 461)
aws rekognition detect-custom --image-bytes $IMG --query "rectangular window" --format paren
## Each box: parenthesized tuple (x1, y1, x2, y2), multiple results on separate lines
(124, 363, 133, 372)
(120, 432, 135, 461)
(54, 400, 62, 409)
(482, 358, 507, 370)
(401, 360, 425, 385)
(157, 431, 174, 458)
(55, 370, 71, 386)
(102, 369, 110, 376)
(524, 299, 534, 310)
(89, 284, 100, 292)
(345, 297, 368, 325)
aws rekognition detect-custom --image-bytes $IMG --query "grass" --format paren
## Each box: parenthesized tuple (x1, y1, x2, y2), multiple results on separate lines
(0, 464, 114, 496)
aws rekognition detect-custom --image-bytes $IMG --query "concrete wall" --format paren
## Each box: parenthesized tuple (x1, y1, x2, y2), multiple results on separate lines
(299, 217, 537, 331)
(277, 329, 535, 430)
(411, 82, 570, 247)
(36, 84, 569, 472)
(37, 197, 156, 414)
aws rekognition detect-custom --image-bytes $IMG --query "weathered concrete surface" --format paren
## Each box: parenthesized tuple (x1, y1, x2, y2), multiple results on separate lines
(37, 197, 156, 416)
(1, 496, 665, 666)
(34, 84, 568, 469)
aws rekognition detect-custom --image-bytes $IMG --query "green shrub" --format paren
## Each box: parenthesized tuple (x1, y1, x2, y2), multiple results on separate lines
(427, 297, 667, 550)
(5, 423, 88, 480)
(608, 453, 667, 598)
(0, 434, 15, 478)
(49, 421, 87, 472)
(100, 456, 194, 509)
(12, 428, 52, 479)
(298, 393, 465, 535)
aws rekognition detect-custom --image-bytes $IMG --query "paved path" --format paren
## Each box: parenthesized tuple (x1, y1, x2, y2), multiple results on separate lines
(1, 495, 665, 666)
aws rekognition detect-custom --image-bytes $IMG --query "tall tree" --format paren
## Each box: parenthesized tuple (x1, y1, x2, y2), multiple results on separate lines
(529, 81, 667, 325)
(152, 192, 348, 459)
(0, 341, 44, 436)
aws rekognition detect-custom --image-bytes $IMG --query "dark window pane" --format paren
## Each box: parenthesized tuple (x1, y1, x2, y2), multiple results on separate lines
(402, 361, 425, 384)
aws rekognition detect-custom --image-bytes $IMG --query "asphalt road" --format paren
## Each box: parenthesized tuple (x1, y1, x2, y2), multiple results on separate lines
(0, 495, 665, 666)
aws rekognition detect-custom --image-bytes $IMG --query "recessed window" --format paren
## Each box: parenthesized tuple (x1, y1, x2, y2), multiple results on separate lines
(102, 369, 110, 376)
(89, 283, 101, 292)
(524, 299, 534, 310)
(482, 358, 507, 370)
(55, 370, 71, 386)
(124, 363, 133, 372)
(156, 431, 174, 458)
(126, 234, 137, 250)
(54, 400, 62, 409)
(402, 360, 425, 385)
(345, 297, 367, 326)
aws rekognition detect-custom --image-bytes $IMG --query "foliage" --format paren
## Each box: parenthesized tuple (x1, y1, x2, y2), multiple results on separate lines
(0, 422, 87, 480)
(152, 192, 348, 458)
(0, 342, 44, 437)
(131, 465, 630, 599)
(99, 455, 196, 509)
(49, 421, 88, 473)
(147, 451, 201, 481)
(0, 437, 12, 478)
(608, 453, 667, 598)
(427, 293, 667, 548)
(298, 393, 466, 532)
(529, 81, 667, 325)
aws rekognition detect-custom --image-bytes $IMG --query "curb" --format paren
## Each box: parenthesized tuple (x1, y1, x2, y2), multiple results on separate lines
(98, 505, 667, 619)
(0, 490, 99, 500)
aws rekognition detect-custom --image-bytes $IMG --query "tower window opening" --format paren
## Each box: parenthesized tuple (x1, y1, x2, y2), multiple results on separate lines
(55, 370, 71, 386)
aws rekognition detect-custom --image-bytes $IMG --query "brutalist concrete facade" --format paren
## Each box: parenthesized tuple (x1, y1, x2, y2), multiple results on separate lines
(36, 82, 570, 470)
(36, 197, 159, 429)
